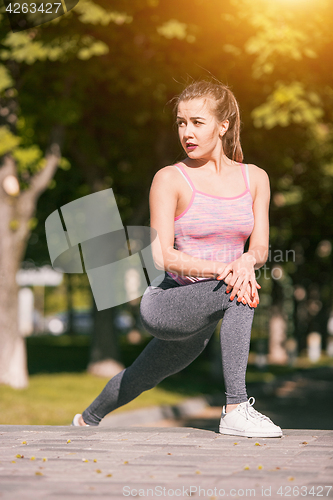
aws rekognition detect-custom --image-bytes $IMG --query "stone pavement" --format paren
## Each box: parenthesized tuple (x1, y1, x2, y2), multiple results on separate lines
(0, 366, 332, 500)
(0, 425, 332, 500)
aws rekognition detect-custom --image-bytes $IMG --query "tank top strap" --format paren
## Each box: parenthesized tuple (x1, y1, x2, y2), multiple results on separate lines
(241, 163, 250, 190)
(174, 164, 196, 192)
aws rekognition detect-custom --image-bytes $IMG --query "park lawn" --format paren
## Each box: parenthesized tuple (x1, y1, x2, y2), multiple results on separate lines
(0, 372, 186, 426)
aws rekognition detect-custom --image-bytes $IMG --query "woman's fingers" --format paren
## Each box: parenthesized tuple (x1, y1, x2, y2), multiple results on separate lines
(230, 272, 251, 300)
(217, 264, 233, 281)
(231, 282, 260, 308)
(221, 271, 233, 292)
(242, 290, 253, 306)
(222, 269, 261, 307)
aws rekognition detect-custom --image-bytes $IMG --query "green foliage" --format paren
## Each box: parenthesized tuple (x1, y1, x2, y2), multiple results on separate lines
(74, 0, 133, 25)
(0, 63, 13, 92)
(240, 0, 326, 78)
(252, 82, 324, 129)
(76, 37, 108, 60)
(0, 125, 20, 155)
(157, 19, 196, 43)
(0, 0, 331, 351)
(13, 144, 44, 173)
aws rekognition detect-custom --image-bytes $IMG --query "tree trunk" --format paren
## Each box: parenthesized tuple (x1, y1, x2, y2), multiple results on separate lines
(0, 235, 28, 388)
(268, 280, 288, 365)
(268, 305, 288, 365)
(0, 157, 29, 387)
(0, 132, 62, 388)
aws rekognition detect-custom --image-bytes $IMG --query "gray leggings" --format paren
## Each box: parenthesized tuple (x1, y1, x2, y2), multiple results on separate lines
(82, 274, 255, 426)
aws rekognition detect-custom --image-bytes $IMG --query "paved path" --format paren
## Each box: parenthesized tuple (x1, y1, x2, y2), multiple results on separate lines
(0, 425, 332, 500)
(0, 367, 332, 499)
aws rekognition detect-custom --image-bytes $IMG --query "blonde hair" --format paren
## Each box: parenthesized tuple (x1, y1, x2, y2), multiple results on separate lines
(174, 80, 243, 163)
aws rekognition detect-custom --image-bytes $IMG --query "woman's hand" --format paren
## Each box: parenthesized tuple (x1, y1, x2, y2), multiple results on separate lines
(223, 272, 259, 307)
(218, 253, 260, 306)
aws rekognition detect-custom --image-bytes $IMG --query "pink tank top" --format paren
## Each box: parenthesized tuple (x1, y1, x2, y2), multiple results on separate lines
(167, 163, 254, 285)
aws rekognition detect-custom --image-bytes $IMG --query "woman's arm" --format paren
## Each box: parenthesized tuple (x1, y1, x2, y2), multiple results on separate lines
(245, 166, 270, 270)
(217, 165, 270, 300)
(149, 166, 228, 278)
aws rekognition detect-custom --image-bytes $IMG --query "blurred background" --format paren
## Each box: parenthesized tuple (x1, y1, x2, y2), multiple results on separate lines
(0, 0, 332, 427)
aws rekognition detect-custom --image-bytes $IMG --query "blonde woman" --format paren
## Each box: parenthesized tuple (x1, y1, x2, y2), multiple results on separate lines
(73, 81, 282, 438)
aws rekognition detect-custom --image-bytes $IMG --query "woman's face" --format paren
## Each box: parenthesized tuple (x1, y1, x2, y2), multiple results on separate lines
(177, 98, 228, 161)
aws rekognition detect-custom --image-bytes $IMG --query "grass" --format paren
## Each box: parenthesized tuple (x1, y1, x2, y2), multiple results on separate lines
(0, 372, 186, 426)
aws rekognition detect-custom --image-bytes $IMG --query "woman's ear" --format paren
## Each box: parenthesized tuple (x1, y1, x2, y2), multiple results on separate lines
(219, 120, 229, 137)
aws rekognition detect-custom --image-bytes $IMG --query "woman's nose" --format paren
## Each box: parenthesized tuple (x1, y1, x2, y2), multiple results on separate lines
(183, 124, 194, 137)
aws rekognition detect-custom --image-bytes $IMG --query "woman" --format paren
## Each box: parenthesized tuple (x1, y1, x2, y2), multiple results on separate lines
(72, 80, 282, 438)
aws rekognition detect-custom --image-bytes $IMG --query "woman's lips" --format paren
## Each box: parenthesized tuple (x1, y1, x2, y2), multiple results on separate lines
(186, 143, 197, 151)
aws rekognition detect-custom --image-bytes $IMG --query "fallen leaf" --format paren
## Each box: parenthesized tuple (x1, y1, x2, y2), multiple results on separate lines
(258, 465, 263, 470)
(244, 465, 250, 470)
(301, 441, 308, 445)
(288, 476, 294, 481)
(95, 469, 102, 473)
(30, 456, 36, 461)
(93, 459, 97, 462)
(195, 470, 201, 474)
(82, 458, 89, 462)
(35, 472, 43, 476)
(42, 458, 47, 462)
(21, 441, 27, 445)
(106, 474, 112, 477)
(255, 442, 261, 446)
(67, 439, 71, 444)
(16, 454, 24, 459)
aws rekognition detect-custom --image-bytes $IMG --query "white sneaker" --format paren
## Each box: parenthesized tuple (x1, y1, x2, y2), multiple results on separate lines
(219, 397, 282, 438)
(71, 414, 89, 427)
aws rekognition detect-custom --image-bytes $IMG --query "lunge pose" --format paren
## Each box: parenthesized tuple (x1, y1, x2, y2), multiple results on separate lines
(72, 80, 282, 438)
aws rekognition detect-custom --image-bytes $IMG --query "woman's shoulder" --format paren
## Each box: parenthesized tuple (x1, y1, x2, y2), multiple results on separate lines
(247, 163, 270, 185)
(247, 163, 269, 178)
(247, 163, 270, 200)
(151, 164, 181, 187)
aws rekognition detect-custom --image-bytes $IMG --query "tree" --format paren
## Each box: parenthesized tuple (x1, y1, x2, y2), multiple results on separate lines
(0, 142, 61, 388)
(0, 0, 120, 387)
(237, 0, 333, 355)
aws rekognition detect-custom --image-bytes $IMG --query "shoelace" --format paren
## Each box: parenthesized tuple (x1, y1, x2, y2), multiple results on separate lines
(243, 397, 273, 422)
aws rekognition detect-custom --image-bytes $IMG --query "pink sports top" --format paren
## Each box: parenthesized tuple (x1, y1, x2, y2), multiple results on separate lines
(167, 163, 254, 285)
